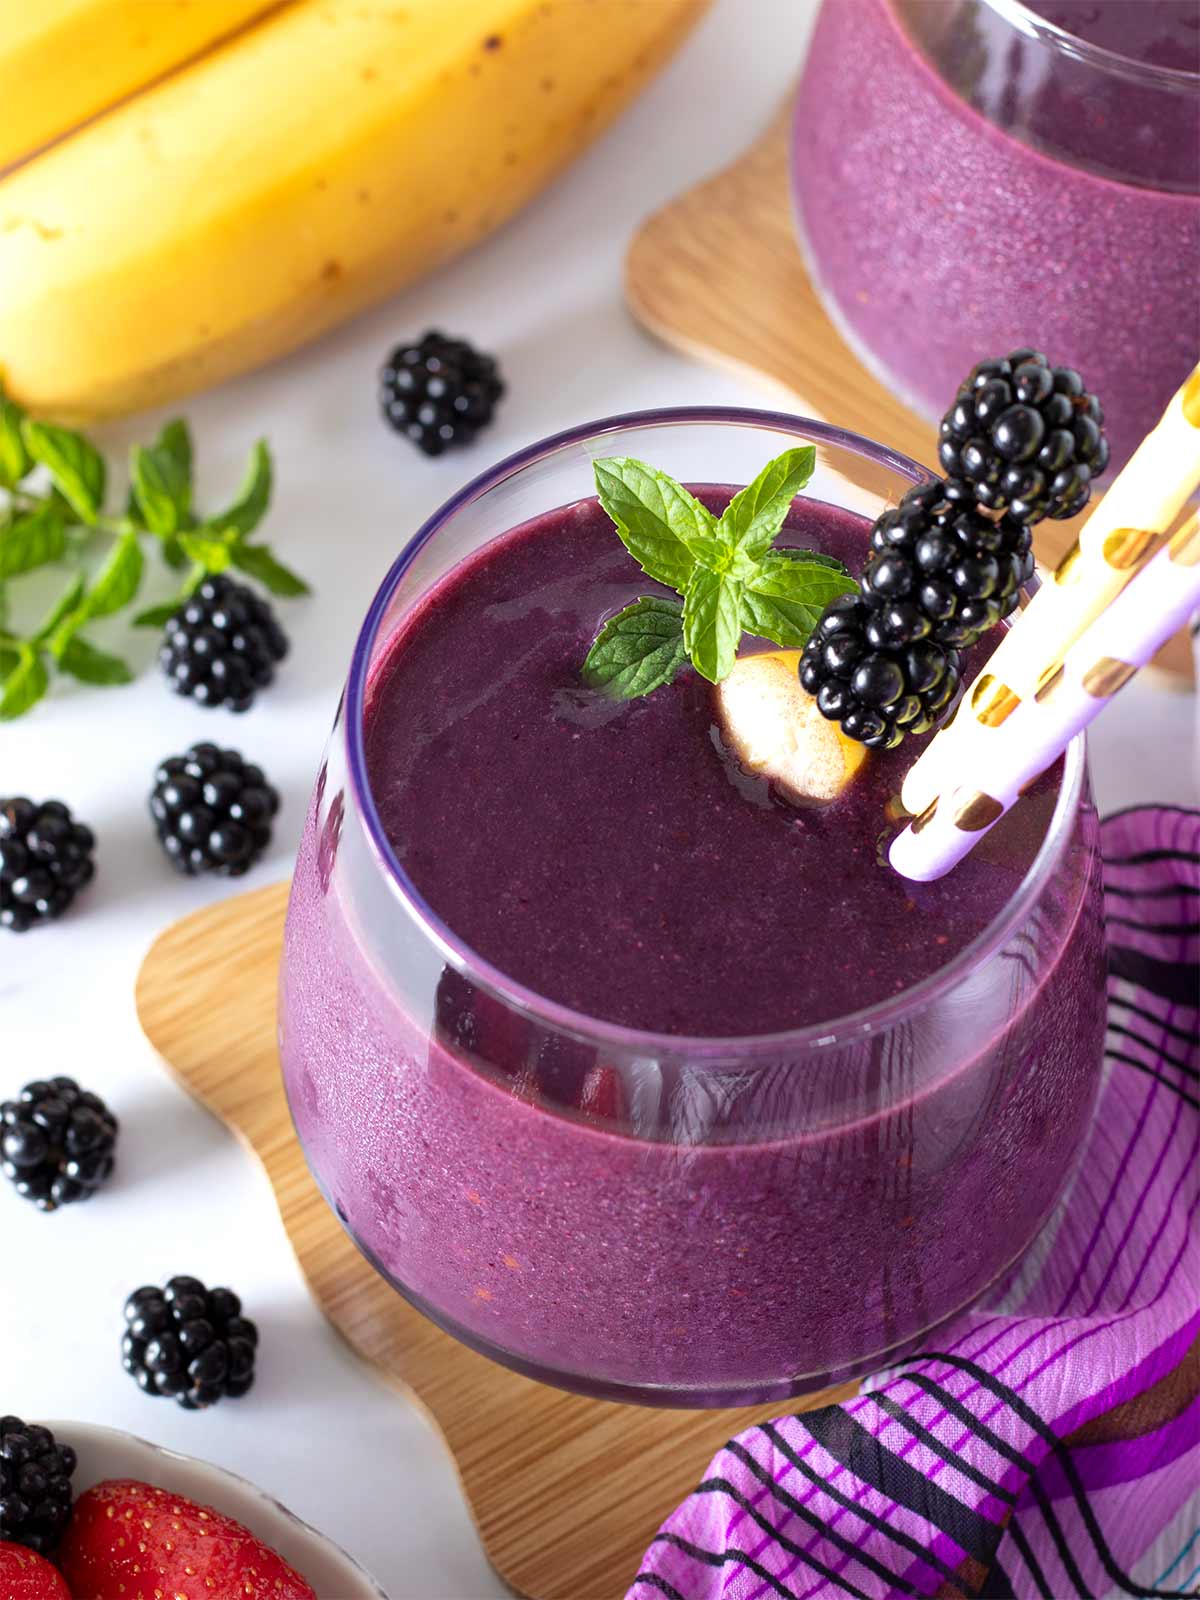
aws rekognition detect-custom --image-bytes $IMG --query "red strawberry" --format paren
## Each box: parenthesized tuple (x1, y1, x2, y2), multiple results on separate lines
(0, 1541, 71, 1600)
(56, 1479, 317, 1600)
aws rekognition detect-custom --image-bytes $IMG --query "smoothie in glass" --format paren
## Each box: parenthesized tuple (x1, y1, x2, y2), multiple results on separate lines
(279, 412, 1105, 1406)
(792, 0, 1199, 474)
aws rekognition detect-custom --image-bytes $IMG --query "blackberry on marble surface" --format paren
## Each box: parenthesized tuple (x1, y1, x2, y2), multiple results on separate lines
(0, 798, 95, 933)
(1, 1078, 117, 1212)
(150, 743, 279, 877)
(937, 349, 1108, 522)
(122, 1278, 259, 1411)
(0, 1418, 76, 1554)
(380, 331, 504, 456)
(159, 576, 288, 713)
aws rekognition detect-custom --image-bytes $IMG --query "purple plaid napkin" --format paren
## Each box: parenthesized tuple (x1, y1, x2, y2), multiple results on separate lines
(629, 805, 1199, 1600)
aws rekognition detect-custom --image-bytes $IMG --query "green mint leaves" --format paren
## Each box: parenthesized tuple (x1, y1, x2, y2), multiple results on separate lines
(582, 447, 856, 696)
(0, 390, 309, 721)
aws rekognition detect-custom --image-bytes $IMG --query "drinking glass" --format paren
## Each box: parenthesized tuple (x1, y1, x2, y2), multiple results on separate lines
(279, 408, 1106, 1406)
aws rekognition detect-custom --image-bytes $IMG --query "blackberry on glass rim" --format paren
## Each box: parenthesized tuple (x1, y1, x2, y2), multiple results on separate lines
(937, 349, 1109, 523)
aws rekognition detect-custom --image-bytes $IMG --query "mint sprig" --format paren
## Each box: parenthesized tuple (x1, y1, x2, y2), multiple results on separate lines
(0, 393, 310, 720)
(582, 447, 856, 695)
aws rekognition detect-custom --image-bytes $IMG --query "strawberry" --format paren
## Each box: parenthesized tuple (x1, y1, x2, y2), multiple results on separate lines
(56, 1479, 317, 1600)
(0, 1541, 71, 1600)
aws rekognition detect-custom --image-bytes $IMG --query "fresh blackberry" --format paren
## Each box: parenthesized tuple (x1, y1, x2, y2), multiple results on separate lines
(1, 1078, 118, 1212)
(799, 594, 962, 751)
(0, 1418, 76, 1554)
(862, 480, 1034, 651)
(380, 331, 504, 456)
(937, 349, 1108, 522)
(159, 576, 288, 713)
(0, 798, 95, 934)
(122, 1277, 259, 1411)
(150, 744, 279, 877)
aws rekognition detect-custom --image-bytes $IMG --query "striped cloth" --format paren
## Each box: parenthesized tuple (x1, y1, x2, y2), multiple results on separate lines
(629, 805, 1199, 1600)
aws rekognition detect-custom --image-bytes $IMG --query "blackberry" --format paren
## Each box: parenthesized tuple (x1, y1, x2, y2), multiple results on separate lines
(380, 331, 504, 456)
(1, 1078, 118, 1212)
(122, 1277, 259, 1411)
(159, 576, 288, 713)
(937, 349, 1109, 522)
(862, 480, 1034, 651)
(150, 744, 279, 877)
(799, 593, 962, 751)
(0, 798, 95, 933)
(0, 1418, 76, 1554)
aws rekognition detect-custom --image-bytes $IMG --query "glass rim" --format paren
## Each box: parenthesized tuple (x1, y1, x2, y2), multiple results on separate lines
(344, 404, 1088, 1058)
(978, 0, 1200, 91)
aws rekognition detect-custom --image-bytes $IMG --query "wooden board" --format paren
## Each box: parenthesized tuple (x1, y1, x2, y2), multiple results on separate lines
(135, 884, 857, 1600)
(625, 101, 1194, 689)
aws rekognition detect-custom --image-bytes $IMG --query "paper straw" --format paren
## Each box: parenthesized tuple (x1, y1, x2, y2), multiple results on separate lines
(890, 514, 1200, 882)
(901, 362, 1200, 815)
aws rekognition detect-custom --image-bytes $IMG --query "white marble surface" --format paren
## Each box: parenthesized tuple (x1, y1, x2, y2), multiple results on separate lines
(3, 2, 1196, 1596)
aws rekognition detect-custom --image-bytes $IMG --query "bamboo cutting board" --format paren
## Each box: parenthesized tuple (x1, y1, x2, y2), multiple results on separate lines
(624, 100, 1194, 687)
(135, 884, 856, 1600)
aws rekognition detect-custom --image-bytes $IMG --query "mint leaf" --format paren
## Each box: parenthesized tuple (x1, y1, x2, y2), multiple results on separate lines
(0, 642, 19, 682)
(34, 573, 86, 640)
(0, 394, 31, 488)
(718, 447, 816, 562)
(57, 635, 133, 685)
(0, 503, 66, 579)
(0, 644, 48, 720)
(22, 421, 106, 524)
(82, 530, 143, 620)
(593, 457, 714, 594)
(741, 551, 857, 648)
(683, 566, 743, 684)
(178, 529, 235, 572)
(231, 542, 310, 596)
(157, 418, 193, 480)
(132, 438, 192, 538)
(582, 597, 687, 698)
(132, 599, 185, 628)
(212, 440, 272, 540)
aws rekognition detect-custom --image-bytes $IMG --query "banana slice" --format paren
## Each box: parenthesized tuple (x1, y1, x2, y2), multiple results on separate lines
(716, 649, 867, 804)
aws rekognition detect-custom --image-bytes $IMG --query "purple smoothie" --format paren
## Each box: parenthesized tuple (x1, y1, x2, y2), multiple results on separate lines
(792, 0, 1199, 474)
(280, 493, 1106, 1402)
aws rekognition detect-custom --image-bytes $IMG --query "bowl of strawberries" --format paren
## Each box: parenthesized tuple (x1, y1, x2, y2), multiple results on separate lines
(0, 1418, 385, 1599)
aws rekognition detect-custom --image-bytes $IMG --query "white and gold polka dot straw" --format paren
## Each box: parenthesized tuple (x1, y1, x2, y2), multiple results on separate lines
(901, 363, 1200, 817)
(890, 513, 1200, 882)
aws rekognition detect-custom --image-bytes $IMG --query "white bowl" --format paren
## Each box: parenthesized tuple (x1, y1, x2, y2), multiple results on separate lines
(41, 1421, 388, 1599)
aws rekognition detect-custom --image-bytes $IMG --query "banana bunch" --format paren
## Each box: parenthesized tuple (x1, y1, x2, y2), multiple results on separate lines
(0, 0, 708, 421)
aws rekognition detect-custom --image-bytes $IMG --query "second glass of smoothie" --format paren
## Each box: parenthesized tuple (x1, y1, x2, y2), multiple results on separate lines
(279, 410, 1106, 1406)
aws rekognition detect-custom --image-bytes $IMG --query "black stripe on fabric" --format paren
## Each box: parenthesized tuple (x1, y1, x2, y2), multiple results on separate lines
(728, 1432, 958, 1591)
(1108, 994, 1200, 1048)
(1007, 1519, 1056, 1600)
(897, 1373, 1090, 1598)
(797, 1405, 999, 1565)
(1108, 945, 1200, 1009)
(1105, 880, 1200, 901)
(652, 1529, 867, 1600)
(1106, 1023, 1199, 1079)
(1106, 1049, 1200, 1109)
(869, 1391, 1017, 1506)
(917, 1354, 1199, 1599)
(630, 1574, 688, 1600)
(1103, 848, 1200, 868)
(978, 1545, 1019, 1600)
(1106, 914, 1200, 937)
(698, 1474, 900, 1599)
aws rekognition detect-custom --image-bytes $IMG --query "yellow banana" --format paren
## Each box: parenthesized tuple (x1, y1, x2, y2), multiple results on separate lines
(0, 0, 708, 421)
(0, 0, 287, 171)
